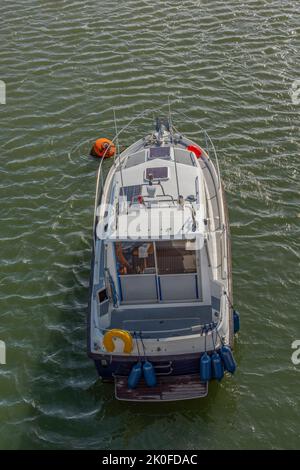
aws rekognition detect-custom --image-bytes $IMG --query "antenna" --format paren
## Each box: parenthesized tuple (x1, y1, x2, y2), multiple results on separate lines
(113, 108, 125, 196)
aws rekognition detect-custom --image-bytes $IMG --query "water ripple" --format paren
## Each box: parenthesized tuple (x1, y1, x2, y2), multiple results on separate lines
(0, 0, 300, 450)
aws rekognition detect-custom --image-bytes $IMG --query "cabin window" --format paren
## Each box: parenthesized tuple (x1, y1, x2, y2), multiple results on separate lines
(116, 242, 155, 275)
(156, 241, 197, 274)
(98, 288, 109, 316)
(98, 289, 108, 303)
(115, 240, 200, 303)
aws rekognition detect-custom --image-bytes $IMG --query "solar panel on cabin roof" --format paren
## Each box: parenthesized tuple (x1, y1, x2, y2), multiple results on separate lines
(148, 147, 171, 160)
(125, 150, 146, 168)
(121, 185, 142, 201)
(145, 167, 169, 180)
(174, 148, 196, 166)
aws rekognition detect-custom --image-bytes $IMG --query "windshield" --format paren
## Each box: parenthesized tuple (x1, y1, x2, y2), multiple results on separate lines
(115, 240, 197, 276)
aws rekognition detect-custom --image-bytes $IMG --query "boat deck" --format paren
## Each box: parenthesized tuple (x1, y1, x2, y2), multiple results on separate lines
(115, 374, 208, 401)
(109, 305, 213, 338)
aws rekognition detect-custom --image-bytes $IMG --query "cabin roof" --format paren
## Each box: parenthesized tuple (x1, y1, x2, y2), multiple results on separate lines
(106, 205, 205, 240)
(96, 146, 207, 241)
(117, 146, 202, 200)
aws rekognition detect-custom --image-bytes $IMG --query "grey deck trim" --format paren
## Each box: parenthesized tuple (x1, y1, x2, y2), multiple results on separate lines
(109, 305, 212, 338)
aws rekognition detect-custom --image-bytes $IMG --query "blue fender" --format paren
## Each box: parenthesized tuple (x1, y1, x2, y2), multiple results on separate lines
(233, 310, 240, 334)
(211, 352, 224, 381)
(200, 352, 212, 382)
(143, 361, 157, 387)
(220, 345, 236, 374)
(128, 362, 142, 389)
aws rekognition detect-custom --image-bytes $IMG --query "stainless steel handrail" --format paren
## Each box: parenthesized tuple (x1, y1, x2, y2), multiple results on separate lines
(92, 108, 160, 249)
(172, 111, 221, 189)
(129, 194, 176, 206)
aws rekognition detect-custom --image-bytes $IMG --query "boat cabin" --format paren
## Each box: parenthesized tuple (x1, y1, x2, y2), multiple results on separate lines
(94, 143, 224, 339)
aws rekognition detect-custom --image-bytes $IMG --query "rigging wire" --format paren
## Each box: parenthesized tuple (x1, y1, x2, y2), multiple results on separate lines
(168, 96, 180, 202)
(113, 108, 125, 197)
(133, 332, 142, 362)
(139, 332, 147, 361)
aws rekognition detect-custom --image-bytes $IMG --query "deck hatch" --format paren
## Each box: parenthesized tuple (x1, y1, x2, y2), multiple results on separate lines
(145, 167, 169, 181)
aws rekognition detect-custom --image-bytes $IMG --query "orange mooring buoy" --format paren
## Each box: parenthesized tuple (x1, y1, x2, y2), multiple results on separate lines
(90, 137, 116, 158)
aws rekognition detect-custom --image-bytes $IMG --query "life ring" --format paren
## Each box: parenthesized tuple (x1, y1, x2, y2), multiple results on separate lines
(90, 138, 116, 159)
(103, 329, 133, 354)
(187, 144, 202, 158)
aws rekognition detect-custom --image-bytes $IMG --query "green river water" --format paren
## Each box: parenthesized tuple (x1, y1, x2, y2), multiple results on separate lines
(0, 0, 300, 450)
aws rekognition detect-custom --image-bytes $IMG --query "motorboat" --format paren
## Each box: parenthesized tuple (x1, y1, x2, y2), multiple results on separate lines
(87, 113, 237, 401)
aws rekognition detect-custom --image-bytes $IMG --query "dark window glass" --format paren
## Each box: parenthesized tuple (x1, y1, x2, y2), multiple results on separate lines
(98, 289, 108, 303)
(116, 242, 155, 275)
(156, 241, 196, 274)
